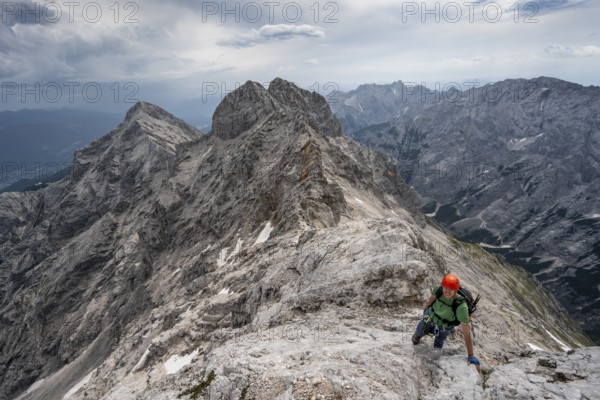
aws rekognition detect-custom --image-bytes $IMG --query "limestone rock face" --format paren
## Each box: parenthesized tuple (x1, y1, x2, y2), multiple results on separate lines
(0, 79, 595, 400)
(0, 101, 202, 400)
(268, 77, 342, 137)
(483, 347, 600, 399)
(212, 81, 279, 140)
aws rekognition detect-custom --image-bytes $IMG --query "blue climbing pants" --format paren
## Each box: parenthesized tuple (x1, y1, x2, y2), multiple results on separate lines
(415, 309, 455, 348)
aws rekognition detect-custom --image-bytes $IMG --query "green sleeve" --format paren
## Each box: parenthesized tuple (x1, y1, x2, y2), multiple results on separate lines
(456, 302, 470, 323)
(431, 285, 441, 296)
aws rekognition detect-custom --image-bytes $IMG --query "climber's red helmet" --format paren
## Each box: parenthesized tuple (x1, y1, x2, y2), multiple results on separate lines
(441, 273, 460, 291)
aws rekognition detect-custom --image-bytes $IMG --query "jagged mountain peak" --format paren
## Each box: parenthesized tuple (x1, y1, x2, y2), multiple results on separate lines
(211, 80, 278, 140)
(124, 100, 167, 120)
(268, 77, 342, 136)
(212, 78, 341, 140)
(74, 101, 201, 171)
(355, 80, 404, 90)
(121, 101, 202, 151)
(267, 77, 321, 109)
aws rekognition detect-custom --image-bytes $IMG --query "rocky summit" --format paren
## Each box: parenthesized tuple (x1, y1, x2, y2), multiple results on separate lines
(330, 77, 600, 343)
(0, 79, 597, 400)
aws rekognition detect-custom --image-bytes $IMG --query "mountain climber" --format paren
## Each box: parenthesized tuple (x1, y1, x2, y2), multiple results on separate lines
(412, 273, 480, 371)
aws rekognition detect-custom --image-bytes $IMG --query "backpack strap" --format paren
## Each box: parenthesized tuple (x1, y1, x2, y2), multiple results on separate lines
(451, 297, 466, 316)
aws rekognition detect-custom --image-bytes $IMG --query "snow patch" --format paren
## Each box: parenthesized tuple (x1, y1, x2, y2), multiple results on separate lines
(527, 343, 545, 352)
(255, 222, 273, 244)
(506, 133, 544, 151)
(63, 369, 96, 399)
(480, 243, 512, 249)
(218, 239, 243, 266)
(353, 197, 364, 204)
(164, 349, 199, 375)
(218, 287, 230, 295)
(544, 329, 571, 352)
(217, 247, 229, 267)
(200, 147, 212, 158)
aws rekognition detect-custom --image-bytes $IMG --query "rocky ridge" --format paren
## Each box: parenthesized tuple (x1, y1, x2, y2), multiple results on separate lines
(0, 79, 595, 400)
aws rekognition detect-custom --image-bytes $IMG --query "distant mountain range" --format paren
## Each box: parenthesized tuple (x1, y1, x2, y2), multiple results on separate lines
(329, 76, 600, 342)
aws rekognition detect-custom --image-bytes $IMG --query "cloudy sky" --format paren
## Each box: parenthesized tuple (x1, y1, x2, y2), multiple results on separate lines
(0, 0, 598, 116)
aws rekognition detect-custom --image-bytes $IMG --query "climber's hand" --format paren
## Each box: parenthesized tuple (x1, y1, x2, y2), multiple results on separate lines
(467, 355, 480, 365)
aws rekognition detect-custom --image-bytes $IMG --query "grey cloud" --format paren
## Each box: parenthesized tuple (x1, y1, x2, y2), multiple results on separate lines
(545, 44, 600, 57)
(167, 0, 326, 27)
(531, 0, 594, 15)
(218, 24, 324, 48)
(538, 0, 590, 9)
(0, 1, 58, 28)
